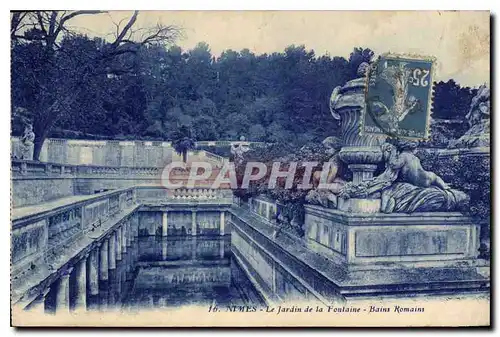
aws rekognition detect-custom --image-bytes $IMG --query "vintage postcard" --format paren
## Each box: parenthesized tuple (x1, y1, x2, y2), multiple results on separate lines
(10, 10, 490, 327)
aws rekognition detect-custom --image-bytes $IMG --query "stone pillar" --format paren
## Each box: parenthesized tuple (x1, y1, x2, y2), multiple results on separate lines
(192, 236, 197, 260)
(191, 211, 197, 236)
(131, 214, 138, 238)
(29, 288, 50, 314)
(99, 240, 109, 280)
(116, 228, 122, 261)
(162, 211, 168, 237)
(162, 240, 168, 260)
(74, 255, 87, 311)
(109, 234, 117, 269)
(220, 211, 225, 236)
(88, 249, 99, 295)
(55, 268, 72, 315)
(219, 239, 225, 259)
(122, 224, 128, 254)
(127, 221, 133, 246)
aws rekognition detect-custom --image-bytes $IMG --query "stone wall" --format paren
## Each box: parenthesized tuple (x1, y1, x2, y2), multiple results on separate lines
(12, 138, 174, 167)
(12, 178, 74, 208)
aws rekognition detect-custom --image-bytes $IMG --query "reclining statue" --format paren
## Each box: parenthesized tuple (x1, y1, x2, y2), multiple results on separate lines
(339, 140, 469, 213)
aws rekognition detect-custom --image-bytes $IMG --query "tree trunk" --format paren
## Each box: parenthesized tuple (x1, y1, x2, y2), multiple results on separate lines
(33, 135, 46, 161)
(182, 150, 187, 163)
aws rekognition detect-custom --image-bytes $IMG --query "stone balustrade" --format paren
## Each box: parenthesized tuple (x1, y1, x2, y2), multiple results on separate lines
(169, 188, 225, 200)
(11, 159, 228, 207)
(11, 159, 164, 179)
(202, 151, 229, 167)
(11, 187, 137, 281)
(135, 186, 233, 206)
(249, 196, 279, 224)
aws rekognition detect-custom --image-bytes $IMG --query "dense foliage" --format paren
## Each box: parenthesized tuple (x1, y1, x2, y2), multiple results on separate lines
(427, 80, 478, 148)
(418, 149, 490, 256)
(11, 27, 374, 149)
(12, 20, 478, 154)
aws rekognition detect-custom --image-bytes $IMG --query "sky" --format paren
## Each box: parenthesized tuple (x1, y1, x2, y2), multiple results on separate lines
(68, 10, 490, 87)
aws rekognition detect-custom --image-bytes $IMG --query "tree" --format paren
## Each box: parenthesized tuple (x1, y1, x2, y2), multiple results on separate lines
(171, 125, 196, 163)
(432, 80, 476, 120)
(11, 10, 180, 160)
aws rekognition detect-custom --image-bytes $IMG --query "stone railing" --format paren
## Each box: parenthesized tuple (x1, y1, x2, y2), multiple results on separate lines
(249, 195, 279, 224)
(135, 186, 233, 205)
(202, 150, 229, 167)
(11, 159, 231, 207)
(169, 188, 228, 200)
(195, 140, 267, 147)
(11, 187, 137, 279)
(11, 159, 76, 178)
(11, 159, 164, 179)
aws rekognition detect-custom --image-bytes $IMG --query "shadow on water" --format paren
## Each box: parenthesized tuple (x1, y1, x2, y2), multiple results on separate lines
(87, 235, 266, 311)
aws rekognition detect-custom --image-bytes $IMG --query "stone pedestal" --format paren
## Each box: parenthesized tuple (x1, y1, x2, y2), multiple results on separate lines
(304, 205, 480, 270)
(231, 208, 489, 305)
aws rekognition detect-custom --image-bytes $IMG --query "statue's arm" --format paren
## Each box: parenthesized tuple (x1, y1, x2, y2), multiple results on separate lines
(389, 154, 405, 170)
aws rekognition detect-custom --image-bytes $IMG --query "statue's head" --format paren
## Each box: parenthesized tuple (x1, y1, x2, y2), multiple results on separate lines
(357, 62, 370, 77)
(322, 136, 342, 154)
(381, 143, 396, 160)
(25, 123, 33, 131)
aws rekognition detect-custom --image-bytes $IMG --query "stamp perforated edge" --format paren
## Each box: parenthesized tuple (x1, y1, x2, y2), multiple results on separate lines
(359, 52, 438, 141)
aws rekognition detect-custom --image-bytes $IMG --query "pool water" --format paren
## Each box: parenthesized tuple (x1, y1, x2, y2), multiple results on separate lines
(88, 236, 265, 310)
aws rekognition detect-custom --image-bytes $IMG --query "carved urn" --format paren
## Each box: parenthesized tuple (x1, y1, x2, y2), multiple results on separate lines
(330, 75, 386, 184)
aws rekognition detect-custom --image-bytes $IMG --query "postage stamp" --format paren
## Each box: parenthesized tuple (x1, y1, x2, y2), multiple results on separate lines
(363, 54, 436, 139)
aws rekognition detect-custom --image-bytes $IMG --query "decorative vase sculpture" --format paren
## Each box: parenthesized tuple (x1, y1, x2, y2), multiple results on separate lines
(326, 63, 386, 212)
(331, 63, 387, 185)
